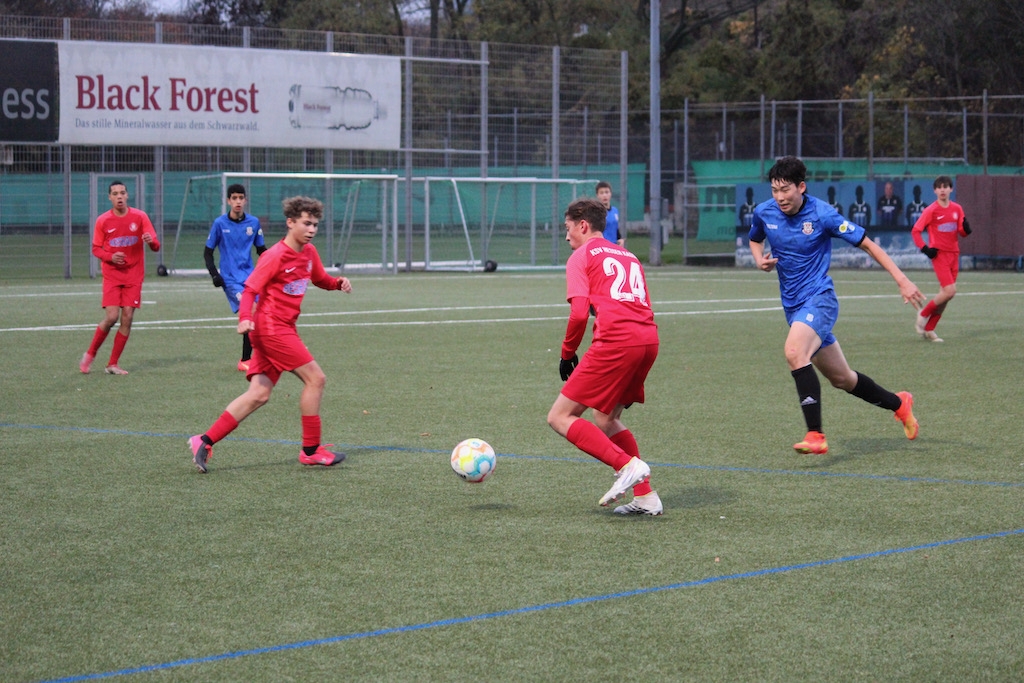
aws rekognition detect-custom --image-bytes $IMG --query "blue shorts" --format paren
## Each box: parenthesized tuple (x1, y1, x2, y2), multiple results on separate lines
(785, 289, 838, 350)
(222, 280, 245, 314)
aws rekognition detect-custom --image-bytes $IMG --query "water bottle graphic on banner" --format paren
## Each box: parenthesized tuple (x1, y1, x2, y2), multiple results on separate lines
(288, 85, 386, 130)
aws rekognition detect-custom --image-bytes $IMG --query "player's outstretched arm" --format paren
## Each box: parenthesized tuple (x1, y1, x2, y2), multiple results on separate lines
(858, 237, 924, 307)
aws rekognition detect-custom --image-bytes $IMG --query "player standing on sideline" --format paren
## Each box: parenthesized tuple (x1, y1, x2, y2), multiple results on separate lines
(79, 181, 161, 376)
(547, 198, 662, 515)
(595, 180, 625, 246)
(749, 157, 923, 455)
(188, 196, 351, 473)
(911, 175, 972, 343)
(204, 183, 267, 372)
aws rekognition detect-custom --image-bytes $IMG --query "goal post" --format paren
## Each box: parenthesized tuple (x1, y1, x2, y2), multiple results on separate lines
(169, 172, 400, 274)
(419, 177, 593, 271)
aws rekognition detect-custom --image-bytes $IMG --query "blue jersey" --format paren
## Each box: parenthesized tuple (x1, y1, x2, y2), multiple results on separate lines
(603, 205, 620, 243)
(749, 194, 866, 310)
(205, 212, 265, 284)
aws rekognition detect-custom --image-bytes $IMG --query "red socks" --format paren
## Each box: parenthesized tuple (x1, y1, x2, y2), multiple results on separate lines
(919, 301, 942, 331)
(87, 326, 109, 356)
(108, 332, 128, 366)
(301, 415, 321, 449)
(205, 411, 240, 445)
(566, 419, 632, 471)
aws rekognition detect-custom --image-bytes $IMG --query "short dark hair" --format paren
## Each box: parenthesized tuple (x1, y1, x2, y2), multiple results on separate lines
(595, 180, 612, 193)
(227, 183, 246, 198)
(934, 175, 953, 189)
(282, 196, 323, 220)
(565, 198, 606, 233)
(767, 156, 807, 186)
(108, 180, 126, 193)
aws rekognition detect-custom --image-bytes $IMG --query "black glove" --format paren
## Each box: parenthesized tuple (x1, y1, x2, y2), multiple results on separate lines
(211, 273, 224, 288)
(559, 354, 579, 381)
(921, 246, 939, 260)
(962, 218, 972, 235)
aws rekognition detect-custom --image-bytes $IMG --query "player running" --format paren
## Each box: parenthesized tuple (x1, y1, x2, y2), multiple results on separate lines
(748, 156, 923, 455)
(204, 183, 267, 371)
(188, 196, 350, 473)
(547, 197, 662, 515)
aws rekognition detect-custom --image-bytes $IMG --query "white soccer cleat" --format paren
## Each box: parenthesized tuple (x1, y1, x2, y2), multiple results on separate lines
(613, 491, 664, 516)
(924, 331, 943, 343)
(599, 456, 651, 507)
(914, 313, 927, 338)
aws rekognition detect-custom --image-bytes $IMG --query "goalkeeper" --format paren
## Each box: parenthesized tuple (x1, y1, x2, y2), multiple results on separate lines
(204, 183, 267, 372)
(911, 175, 972, 343)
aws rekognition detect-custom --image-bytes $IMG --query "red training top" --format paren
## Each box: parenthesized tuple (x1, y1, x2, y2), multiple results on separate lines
(912, 201, 967, 254)
(91, 208, 160, 286)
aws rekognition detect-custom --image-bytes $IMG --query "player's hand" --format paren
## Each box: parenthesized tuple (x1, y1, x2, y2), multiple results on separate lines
(898, 278, 925, 308)
(111, 251, 126, 265)
(758, 253, 778, 272)
(559, 354, 578, 381)
(211, 273, 224, 288)
(141, 232, 153, 244)
(962, 218, 972, 235)
(920, 245, 939, 259)
(237, 319, 255, 335)
(336, 276, 352, 293)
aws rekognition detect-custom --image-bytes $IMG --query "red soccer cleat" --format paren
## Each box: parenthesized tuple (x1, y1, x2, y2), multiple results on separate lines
(299, 444, 346, 467)
(894, 391, 919, 440)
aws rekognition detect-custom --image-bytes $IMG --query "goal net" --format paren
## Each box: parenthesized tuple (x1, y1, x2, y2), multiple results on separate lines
(419, 177, 592, 271)
(169, 172, 399, 274)
(169, 172, 591, 273)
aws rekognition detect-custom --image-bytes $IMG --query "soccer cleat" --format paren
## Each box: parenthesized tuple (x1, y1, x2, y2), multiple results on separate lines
(924, 331, 943, 343)
(613, 491, 664, 516)
(793, 431, 829, 455)
(104, 365, 129, 375)
(914, 313, 927, 338)
(79, 352, 95, 374)
(237, 359, 250, 373)
(299, 444, 346, 467)
(894, 391, 919, 440)
(599, 456, 651, 507)
(188, 434, 212, 473)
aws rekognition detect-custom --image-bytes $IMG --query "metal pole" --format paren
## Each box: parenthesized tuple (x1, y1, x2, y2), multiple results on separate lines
(405, 37, 414, 271)
(868, 91, 875, 179)
(649, 0, 662, 265)
(619, 51, 628, 244)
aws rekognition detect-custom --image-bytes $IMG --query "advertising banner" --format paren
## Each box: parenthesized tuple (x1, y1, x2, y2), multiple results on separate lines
(58, 41, 400, 149)
(0, 39, 59, 143)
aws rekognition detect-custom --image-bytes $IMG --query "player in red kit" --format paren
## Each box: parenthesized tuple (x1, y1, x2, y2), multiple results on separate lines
(188, 196, 352, 473)
(79, 181, 160, 375)
(911, 175, 972, 342)
(546, 198, 662, 515)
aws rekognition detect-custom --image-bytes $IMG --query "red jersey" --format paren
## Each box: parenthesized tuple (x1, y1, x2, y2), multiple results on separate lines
(562, 237, 658, 356)
(239, 240, 340, 335)
(91, 207, 159, 286)
(912, 200, 967, 254)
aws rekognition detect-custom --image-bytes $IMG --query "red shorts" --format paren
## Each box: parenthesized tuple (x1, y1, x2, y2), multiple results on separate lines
(247, 329, 314, 384)
(101, 281, 142, 309)
(562, 342, 659, 415)
(931, 251, 960, 288)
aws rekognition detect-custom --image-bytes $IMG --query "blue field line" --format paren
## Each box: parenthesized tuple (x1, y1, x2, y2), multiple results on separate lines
(2, 421, 1023, 489)
(38, 527, 1024, 683)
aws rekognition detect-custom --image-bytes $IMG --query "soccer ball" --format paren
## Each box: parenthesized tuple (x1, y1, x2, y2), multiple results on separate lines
(450, 438, 496, 483)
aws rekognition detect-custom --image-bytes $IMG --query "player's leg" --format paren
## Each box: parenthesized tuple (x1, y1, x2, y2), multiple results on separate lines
(80, 288, 122, 372)
(291, 359, 344, 466)
(223, 282, 252, 371)
(814, 341, 918, 440)
(188, 372, 276, 473)
(786, 322, 828, 454)
(104, 305, 135, 374)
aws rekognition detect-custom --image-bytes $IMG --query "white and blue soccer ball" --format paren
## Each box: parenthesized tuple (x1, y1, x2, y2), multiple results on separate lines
(450, 438, 496, 483)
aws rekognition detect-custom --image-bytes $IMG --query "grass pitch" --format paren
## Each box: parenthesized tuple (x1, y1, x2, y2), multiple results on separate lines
(1, 266, 1023, 682)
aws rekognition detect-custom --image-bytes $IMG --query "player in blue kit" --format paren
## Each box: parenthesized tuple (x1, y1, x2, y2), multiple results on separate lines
(749, 157, 924, 455)
(596, 180, 624, 246)
(204, 183, 267, 372)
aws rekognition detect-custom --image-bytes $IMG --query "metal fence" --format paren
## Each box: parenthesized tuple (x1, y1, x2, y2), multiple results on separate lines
(0, 15, 628, 277)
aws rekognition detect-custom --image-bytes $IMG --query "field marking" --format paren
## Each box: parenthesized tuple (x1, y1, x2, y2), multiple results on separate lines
(2, 289, 1021, 333)
(38, 526, 1024, 683)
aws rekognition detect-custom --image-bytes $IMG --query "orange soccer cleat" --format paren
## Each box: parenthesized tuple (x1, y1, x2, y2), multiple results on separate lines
(894, 391, 919, 440)
(793, 430, 829, 455)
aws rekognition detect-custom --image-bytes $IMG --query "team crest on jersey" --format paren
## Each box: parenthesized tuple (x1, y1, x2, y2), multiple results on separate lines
(306, 260, 312, 272)
(129, 222, 138, 232)
(246, 226, 253, 236)
(802, 222, 814, 235)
